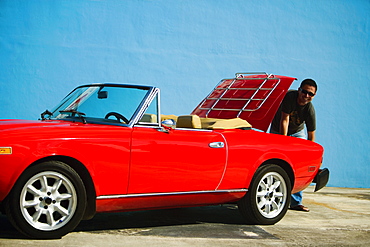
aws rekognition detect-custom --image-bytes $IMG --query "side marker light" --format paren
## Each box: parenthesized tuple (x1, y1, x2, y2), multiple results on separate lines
(0, 147, 12, 154)
(308, 166, 316, 172)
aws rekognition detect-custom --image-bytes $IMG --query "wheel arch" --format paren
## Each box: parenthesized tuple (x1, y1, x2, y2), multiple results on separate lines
(259, 159, 295, 189)
(238, 161, 293, 225)
(29, 155, 96, 220)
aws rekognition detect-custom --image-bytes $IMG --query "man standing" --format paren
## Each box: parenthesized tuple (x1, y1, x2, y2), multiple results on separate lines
(270, 78, 317, 212)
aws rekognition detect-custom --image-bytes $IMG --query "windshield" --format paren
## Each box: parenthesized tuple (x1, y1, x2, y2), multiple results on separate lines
(49, 84, 153, 125)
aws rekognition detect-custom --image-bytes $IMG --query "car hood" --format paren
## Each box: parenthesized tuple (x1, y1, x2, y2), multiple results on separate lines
(0, 119, 76, 132)
(192, 73, 296, 132)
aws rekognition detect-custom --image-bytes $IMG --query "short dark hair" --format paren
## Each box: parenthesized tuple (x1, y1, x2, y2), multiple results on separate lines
(300, 79, 317, 92)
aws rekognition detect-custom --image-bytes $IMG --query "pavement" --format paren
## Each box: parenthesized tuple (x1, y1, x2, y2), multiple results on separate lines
(0, 186, 369, 246)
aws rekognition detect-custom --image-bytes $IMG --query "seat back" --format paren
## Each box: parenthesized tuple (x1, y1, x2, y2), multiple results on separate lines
(200, 117, 252, 129)
(176, 115, 202, 129)
(139, 113, 158, 123)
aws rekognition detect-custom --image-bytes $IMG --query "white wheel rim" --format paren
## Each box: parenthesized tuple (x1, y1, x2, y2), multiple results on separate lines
(255, 171, 288, 218)
(20, 171, 78, 231)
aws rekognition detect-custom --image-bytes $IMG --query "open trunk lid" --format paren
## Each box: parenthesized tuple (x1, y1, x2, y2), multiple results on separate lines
(191, 72, 296, 132)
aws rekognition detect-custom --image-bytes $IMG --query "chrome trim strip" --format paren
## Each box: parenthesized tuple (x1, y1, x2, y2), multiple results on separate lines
(97, 189, 248, 200)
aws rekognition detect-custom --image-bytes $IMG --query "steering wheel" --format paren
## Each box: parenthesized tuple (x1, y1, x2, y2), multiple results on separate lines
(104, 112, 129, 124)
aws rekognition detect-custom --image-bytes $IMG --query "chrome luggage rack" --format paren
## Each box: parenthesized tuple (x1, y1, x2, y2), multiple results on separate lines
(197, 72, 281, 118)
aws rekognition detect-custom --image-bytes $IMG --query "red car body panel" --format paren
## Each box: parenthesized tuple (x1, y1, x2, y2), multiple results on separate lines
(215, 129, 323, 193)
(129, 127, 227, 194)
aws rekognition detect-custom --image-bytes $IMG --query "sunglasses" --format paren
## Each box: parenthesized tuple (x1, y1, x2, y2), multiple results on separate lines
(299, 88, 316, 97)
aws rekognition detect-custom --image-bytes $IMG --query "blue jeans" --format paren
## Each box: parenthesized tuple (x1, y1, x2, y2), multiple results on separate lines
(270, 128, 306, 207)
(291, 191, 303, 207)
(270, 128, 306, 139)
(290, 129, 306, 139)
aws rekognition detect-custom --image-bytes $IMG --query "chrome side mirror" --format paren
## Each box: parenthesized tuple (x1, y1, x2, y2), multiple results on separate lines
(161, 119, 176, 129)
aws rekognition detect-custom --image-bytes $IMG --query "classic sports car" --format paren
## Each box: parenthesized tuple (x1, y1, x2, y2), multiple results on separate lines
(0, 73, 329, 239)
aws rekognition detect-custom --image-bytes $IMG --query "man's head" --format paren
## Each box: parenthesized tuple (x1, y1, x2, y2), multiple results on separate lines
(297, 79, 317, 106)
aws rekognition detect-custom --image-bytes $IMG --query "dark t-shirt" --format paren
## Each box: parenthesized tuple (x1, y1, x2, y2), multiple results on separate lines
(271, 90, 316, 135)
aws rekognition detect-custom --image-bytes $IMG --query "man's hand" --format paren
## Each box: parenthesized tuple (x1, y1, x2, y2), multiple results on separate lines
(308, 131, 316, 142)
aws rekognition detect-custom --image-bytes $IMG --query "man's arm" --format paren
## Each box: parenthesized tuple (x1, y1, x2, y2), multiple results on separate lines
(307, 130, 316, 142)
(280, 112, 290, 136)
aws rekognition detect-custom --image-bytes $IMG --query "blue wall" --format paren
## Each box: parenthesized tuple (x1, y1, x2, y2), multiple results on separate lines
(1, 0, 369, 188)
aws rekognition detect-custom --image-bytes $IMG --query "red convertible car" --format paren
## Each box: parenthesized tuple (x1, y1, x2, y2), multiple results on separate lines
(0, 73, 328, 239)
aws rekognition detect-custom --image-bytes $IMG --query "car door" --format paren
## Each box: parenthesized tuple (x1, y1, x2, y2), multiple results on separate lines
(128, 126, 227, 194)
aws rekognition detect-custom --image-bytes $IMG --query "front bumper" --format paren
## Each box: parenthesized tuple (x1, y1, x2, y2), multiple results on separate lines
(313, 168, 330, 192)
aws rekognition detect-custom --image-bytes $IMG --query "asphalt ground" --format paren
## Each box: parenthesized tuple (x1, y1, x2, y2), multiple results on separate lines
(0, 186, 369, 246)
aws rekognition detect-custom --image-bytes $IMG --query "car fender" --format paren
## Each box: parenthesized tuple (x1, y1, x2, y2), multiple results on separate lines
(0, 140, 95, 202)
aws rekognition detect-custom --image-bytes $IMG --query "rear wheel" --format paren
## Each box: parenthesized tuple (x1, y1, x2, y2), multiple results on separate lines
(5, 161, 86, 239)
(238, 164, 291, 225)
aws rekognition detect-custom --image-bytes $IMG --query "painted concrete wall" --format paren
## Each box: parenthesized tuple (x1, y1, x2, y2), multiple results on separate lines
(1, 0, 369, 188)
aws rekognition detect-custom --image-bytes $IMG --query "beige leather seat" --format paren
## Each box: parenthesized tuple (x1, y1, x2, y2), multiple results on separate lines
(200, 117, 252, 129)
(139, 113, 158, 123)
(176, 115, 202, 129)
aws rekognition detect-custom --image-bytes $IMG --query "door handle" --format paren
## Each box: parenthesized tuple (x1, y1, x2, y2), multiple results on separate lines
(209, 142, 225, 148)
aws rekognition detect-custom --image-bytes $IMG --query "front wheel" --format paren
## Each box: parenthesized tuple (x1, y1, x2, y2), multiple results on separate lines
(5, 161, 87, 239)
(238, 164, 291, 225)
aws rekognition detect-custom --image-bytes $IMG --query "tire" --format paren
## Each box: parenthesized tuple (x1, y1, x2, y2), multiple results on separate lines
(5, 161, 87, 239)
(238, 164, 291, 225)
